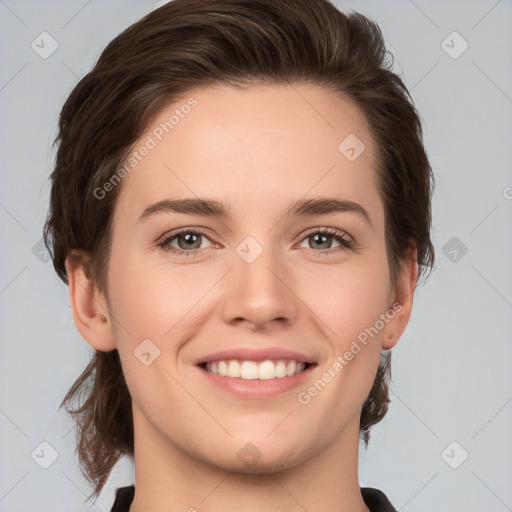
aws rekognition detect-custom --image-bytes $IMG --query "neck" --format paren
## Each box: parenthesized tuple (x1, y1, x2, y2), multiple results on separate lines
(129, 407, 369, 512)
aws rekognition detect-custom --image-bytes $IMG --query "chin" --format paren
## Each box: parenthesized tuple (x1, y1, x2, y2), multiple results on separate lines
(196, 438, 308, 475)
(209, 453, 302, 476)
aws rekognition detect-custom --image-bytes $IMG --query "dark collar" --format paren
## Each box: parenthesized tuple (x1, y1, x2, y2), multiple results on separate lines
(110, 485, 397, 512)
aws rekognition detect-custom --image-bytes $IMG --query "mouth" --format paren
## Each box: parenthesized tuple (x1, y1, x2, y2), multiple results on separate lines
(196, 359, 317, 398)
(198, 359, 316, 380)
(194, 347, 318, 398)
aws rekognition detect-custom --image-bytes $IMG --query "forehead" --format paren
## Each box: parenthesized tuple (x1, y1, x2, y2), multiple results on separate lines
(113, 83, 381, 225)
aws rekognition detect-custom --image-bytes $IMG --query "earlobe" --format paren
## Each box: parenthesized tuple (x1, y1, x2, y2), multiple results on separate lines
(382, 245, 418, 350)
(64, 250, 116, 351)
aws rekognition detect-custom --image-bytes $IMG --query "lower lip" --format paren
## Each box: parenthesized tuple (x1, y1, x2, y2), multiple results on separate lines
(196, 365, 316, 399)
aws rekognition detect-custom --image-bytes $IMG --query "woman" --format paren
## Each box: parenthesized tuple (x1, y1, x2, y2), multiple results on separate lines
(44, 0, 434, 510)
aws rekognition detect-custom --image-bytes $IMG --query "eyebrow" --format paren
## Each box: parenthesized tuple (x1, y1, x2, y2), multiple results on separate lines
(137, 197, 371, 226)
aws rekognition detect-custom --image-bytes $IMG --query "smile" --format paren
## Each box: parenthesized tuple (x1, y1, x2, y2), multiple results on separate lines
(203, 359, 312, 379)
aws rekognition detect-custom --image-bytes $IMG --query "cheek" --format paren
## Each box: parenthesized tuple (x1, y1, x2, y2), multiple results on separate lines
(293, 260, 392, 423)
(108, 250, 206, 343)
(299, 255, 392, 348)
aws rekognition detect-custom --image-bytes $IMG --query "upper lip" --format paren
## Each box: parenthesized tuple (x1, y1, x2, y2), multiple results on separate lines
(194, 347, 317, 365)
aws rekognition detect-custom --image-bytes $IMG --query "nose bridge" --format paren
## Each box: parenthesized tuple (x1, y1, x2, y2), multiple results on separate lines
(233, 233, 284, 290)
(221, 232, 296, 326)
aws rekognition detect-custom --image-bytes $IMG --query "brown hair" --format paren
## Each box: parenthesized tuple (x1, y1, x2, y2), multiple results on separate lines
(43, 0, 434, 497)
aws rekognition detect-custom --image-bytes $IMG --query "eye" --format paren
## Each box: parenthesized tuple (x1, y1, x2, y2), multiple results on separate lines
(157, 228, 217, 258)
(297, 227, 355, 255)
(157, 226, 355, 258)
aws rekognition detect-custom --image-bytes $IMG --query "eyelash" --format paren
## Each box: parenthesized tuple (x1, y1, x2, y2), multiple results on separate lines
(157, 227, 355, 258)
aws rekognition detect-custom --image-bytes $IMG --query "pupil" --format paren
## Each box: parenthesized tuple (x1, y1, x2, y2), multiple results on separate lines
(180, 233, 199, 250)
(312, 233, 330, 249)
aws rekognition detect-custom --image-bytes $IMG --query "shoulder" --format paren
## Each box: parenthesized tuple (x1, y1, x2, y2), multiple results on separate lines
(361, 487, 398, 512)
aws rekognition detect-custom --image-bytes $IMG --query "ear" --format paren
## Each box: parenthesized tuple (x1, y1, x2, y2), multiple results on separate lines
(64, 250, 116, 351)
(381, 244, 418, 350)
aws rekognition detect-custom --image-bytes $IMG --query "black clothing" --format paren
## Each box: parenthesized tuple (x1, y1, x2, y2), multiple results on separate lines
(110, 486, 135, 512)
(109, 485, 397, 511)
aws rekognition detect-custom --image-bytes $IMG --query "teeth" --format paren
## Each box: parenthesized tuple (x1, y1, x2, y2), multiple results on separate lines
(241, 361, 258, 379)
(258, 360, 274, 380)
(286, 360, 296, 376)
(275, 360, 287, 378)
(205, 359, 308, 379)
(227, 360, 240, 378)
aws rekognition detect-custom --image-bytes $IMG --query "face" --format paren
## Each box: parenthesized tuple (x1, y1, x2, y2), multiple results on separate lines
(99, 83, 409, 473)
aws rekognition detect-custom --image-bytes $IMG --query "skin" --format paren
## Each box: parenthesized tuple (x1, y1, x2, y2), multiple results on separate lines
(65, 83, 417, 512)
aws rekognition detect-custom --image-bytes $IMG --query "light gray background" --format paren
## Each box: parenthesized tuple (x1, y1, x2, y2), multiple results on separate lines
(1, 0, 511, 511)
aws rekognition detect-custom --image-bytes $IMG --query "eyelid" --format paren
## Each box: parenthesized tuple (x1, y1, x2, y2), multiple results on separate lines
(157, 225, 356, 255)
(157, 226, 216, 243)
(156, 226, 356, 252)
(155, 226, 220, 252)
(299, 226, 354, 244)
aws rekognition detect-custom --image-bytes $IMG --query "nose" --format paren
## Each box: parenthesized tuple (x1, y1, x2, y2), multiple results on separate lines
(219, 238, 299, 330)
